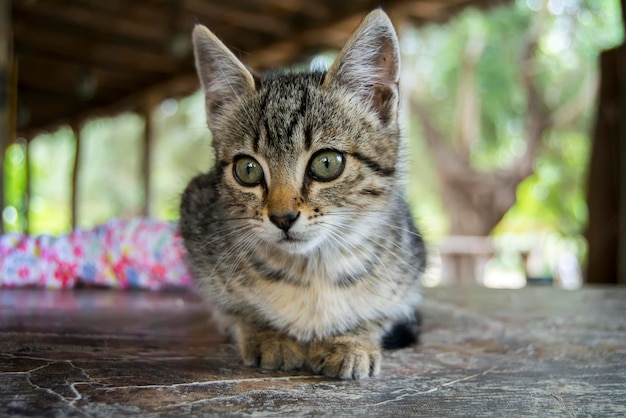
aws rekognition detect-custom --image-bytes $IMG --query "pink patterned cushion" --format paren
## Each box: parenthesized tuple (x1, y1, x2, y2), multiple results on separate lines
(0, 218, 194, 290)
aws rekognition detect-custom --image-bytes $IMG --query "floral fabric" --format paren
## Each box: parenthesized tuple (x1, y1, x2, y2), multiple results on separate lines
(0, 218, 194, 290)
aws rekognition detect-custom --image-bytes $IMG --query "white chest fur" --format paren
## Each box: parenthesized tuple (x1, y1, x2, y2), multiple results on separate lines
(242, 247, 419, 341)
(256, 281, 404, 341)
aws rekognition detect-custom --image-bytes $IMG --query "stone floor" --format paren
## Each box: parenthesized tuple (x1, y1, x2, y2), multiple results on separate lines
(1, 286, 625, 417)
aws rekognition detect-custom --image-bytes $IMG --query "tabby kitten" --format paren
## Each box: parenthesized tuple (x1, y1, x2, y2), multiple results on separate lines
(180, 9, 426, 380)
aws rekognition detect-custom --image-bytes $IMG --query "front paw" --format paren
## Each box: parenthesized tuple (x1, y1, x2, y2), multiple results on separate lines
(308, 336, 382, 380)
(239, 331, 306, 371)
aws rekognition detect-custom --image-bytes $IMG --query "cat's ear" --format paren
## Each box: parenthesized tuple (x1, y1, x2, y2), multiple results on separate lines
(324, 9, 400, 124)
(192, 25, 255, 122)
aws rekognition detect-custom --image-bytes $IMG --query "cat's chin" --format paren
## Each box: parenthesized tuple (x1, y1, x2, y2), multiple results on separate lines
(274, 235, 324, 255)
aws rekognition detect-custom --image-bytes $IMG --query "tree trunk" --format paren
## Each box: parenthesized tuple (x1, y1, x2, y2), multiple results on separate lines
(410, 24, 548, 283)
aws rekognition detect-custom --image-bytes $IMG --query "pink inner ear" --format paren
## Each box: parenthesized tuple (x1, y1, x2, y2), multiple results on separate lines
(318, 10, 401, 123)
(375, 38, 399, 87)
(372, 85, 397, 125)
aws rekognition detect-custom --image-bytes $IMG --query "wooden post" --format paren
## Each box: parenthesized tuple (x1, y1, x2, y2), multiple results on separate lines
(586, 1, 626, 284)
(13, 136, 29, 233)
(70, 123, 81, 229)
(141, 99, 155, 218)
(0, 0, 11, 234)
(618, 0, 626, 285)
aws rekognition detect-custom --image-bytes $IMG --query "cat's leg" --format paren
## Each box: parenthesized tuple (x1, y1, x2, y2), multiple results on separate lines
(308, 335, 382, 380)
(238, 328, 307, 371)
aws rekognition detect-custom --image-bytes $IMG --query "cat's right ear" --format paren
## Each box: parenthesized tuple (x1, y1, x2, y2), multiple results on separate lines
(192, 25, 255, 122)
(324, 10, 400, 125)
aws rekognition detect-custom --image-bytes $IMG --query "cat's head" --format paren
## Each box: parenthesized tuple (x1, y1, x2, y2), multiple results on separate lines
(192, 10, 404, 255)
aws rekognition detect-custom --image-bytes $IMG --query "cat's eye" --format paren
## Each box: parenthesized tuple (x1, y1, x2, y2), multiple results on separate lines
(233, 156, 264, 187)
(308, 150, 345, 181)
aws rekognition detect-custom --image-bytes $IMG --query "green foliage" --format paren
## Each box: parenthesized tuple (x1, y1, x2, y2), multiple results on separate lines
(497, 128, 590, 236)
(405, 114, 450, 241)
(3, 142, 28, 232)
(403, 0, 623, 248)
(77, 114, 144, 229)
(15, 128, 76, 234)
(151, 92, 213, 220)
(2, 93, 213, 234)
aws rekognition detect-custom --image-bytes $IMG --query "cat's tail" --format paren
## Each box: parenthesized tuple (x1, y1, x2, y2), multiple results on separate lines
(381, 310, 422, 349)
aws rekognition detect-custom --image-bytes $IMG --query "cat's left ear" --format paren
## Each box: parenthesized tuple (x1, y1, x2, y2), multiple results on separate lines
(324, 9, 400, 124)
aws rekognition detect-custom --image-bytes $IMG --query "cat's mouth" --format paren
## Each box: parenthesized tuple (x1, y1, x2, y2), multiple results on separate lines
(280, 232, 304, 243)
(275, 231, 320, 255)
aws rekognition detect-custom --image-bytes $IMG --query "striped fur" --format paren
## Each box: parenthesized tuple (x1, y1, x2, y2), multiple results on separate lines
(180, 10, 426, 380)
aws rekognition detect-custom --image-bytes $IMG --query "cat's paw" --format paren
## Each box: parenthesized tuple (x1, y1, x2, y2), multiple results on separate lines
(239, 331, 306, 371)
(308, 336, 382, 380)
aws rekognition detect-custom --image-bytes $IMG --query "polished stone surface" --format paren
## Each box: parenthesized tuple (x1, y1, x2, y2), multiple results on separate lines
(1, 286, 625, 417)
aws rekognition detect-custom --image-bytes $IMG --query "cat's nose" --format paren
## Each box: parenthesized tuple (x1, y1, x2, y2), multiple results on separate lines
(269, 211, 300, 231)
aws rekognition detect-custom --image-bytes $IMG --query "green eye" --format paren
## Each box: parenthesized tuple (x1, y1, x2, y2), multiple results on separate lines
(309, 150, 345, 181)
(233, 156, 264, 186)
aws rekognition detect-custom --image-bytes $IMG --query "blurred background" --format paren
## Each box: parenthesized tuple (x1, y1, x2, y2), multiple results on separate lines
(1, 0, 624, 288)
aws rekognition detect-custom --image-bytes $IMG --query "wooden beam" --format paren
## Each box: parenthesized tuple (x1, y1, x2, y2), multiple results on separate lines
(396, 0, 464, 21)
(141, 98, 157, 218)
(586, 2, 626, 284)
(16, 6, 385, 138)
(15, 2, 169, 45)
(184, 0, 292, 37)
(16, 0, 481, 139)
(23, 137, 30, 234)
(78, 0, 174, 26)
(13, 21, 183, 74)
(0, 0, 11, 234)
(618, 0, 626, 285)
(586, 47, 621, 283)
(261, 0, 331, 18)
(18, 73, 198, 139)
(18, 54, 140, 91)
(70, 123, 81, 229)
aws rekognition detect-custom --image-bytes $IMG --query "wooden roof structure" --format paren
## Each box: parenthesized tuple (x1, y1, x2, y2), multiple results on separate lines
(10, 0, 504, 138)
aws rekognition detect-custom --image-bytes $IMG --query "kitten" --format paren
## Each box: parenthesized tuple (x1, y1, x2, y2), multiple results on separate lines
(179, 9, 426, 380)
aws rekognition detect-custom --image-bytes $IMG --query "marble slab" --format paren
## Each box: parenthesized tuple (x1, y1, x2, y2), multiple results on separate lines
(1, 286, 625, 416)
